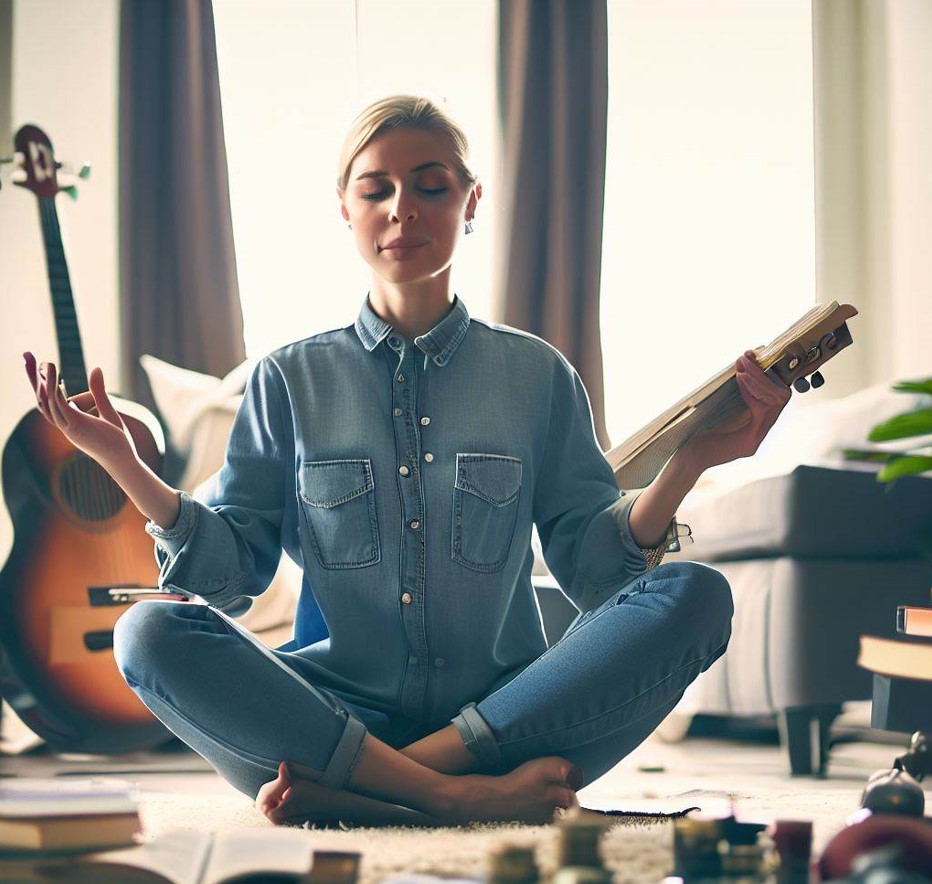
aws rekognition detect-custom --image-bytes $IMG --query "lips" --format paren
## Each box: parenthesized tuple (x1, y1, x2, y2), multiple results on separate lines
(378, 236, 429, 252)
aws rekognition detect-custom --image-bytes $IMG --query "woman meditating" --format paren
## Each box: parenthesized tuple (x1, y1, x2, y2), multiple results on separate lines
(24, 95, 790, 827)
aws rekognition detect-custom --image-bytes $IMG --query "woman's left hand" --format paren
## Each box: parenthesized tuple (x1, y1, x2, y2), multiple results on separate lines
(681, 350, 792, 473)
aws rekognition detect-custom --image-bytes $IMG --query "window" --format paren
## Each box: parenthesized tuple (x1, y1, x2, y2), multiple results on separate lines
(601, 0, 815, 447)
(214, 0, 497, 358)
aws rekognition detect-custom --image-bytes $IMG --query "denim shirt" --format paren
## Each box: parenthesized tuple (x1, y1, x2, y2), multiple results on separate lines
(146, 297, 654, 725)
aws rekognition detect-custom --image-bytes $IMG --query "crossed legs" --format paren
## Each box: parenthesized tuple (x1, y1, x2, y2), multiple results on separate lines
(113, 561, 731, 826)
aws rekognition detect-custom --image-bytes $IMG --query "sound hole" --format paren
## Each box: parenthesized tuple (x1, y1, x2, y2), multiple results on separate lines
(59, 454, 126, 521)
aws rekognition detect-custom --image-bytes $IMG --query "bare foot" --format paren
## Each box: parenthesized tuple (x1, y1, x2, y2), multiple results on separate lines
(257, 762, 443, 828)
(442, 756, 583, 825)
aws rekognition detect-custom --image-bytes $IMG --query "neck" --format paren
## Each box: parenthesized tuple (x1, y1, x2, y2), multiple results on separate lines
(368, 271, 454, 340)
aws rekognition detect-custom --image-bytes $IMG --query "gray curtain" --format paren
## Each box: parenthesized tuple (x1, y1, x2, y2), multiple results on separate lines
(119, 0, 245, 410)
(497, 0, 611, 450)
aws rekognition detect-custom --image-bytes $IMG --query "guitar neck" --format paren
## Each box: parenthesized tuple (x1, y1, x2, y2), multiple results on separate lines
(38, 196, 88, 396)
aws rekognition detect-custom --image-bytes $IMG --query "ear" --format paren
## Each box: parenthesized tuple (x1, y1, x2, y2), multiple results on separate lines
(466, 183, 481, 220)
(337, 188, 350, 223)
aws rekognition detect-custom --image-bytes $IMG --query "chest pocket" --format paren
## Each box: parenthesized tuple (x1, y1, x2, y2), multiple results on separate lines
(299, 459, 380, 570)
(452, 454, 522, 573)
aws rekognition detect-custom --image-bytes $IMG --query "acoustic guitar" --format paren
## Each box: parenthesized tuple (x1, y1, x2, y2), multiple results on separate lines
(0, 125, 172, 753)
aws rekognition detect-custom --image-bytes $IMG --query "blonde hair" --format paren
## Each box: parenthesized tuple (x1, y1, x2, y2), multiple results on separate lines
(337, 95, 478, 191)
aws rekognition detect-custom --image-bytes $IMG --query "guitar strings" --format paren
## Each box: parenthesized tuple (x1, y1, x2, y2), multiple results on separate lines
(41, 196, 128, 579)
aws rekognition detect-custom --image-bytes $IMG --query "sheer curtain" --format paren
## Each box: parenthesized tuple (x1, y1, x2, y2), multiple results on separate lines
(213, 0, 497, 359)
(601, 0, 816, 447)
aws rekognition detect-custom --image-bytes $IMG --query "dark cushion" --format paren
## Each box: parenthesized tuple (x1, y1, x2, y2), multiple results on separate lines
(676, 466, 932, 561)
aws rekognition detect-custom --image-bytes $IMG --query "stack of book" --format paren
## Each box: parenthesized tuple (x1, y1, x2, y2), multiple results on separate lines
(858, 601, 932, 732)
(0, 777, 140, 855)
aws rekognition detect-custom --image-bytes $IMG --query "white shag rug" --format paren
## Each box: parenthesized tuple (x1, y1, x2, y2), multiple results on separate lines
(138, 791, 676, 883)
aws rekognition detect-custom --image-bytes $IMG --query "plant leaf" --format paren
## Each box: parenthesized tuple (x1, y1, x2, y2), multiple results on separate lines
(877, 454, 932, 482)
(892, 378, 932, 395)
(841, 448, 898, 464)
(867, 408, 932, 442)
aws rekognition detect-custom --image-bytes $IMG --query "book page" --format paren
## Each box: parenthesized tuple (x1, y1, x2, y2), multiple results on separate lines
(206, 828, 314, 883)
(55, 829, 211, 884)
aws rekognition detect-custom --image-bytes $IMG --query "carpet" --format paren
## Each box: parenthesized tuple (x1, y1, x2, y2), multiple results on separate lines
(138, 791, 680, 883)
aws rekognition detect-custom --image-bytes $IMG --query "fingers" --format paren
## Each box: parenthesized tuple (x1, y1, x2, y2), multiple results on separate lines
(23, 352, 39, 393)
(24, 353, 52, 421)
(89, 367, 122, 426)
(738, 352, 792, 400)
(45, 363, 71, 429)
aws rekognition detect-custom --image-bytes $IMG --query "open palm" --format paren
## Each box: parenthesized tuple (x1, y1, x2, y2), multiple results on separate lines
(24, 352, 139, 469)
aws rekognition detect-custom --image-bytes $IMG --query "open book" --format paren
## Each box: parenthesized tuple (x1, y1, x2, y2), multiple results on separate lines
(28, 828, 329, 883)
(605, 301, 858, 489)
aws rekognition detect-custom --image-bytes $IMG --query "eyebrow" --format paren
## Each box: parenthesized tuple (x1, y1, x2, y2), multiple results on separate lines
(355, 161, 450, 181)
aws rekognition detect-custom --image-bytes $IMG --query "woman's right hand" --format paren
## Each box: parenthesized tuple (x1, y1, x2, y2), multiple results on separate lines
(24, 352, 139, 471)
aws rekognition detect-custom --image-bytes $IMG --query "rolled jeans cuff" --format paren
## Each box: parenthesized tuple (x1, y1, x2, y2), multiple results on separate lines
(317, 712, 367, 789)
(452, 702, 501, 768)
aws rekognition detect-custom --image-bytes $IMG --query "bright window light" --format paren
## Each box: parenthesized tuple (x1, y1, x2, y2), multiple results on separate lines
(601, 0, 815, 448)
(214, 0, 497, 358)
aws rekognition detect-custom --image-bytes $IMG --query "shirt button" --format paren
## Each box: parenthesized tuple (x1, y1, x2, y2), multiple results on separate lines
(399, 465, 410, 477)
(434, 657, 445, 668)
(420, 416, 431, 426)
(409, 519, 420, 530)
(389, 337, 401, 348)
(424, 453, 434, 463)
(393, 407, 402, 416)
(397, 373, 405, 383)
(401, 592, 413, 605)
(408, 655, 418, 665)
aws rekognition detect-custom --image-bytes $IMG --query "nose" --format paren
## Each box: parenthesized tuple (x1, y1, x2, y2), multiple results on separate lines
(389, 190, 418, 224)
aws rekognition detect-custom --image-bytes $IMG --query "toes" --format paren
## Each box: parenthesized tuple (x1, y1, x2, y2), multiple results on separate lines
(547, 785, 578, 811)
(256, 763, 291, 817)
(563, 764, 584, 790)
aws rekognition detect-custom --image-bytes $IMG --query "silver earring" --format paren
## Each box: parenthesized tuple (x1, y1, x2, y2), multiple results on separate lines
(464, 220, 474, 235)
(347, 223, 352, 230)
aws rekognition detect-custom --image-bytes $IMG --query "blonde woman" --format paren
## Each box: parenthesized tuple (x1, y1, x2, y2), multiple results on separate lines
(25, 95, 789, 826)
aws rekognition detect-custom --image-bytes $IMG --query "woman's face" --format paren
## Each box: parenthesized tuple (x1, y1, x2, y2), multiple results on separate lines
(339, 126, 479, 288)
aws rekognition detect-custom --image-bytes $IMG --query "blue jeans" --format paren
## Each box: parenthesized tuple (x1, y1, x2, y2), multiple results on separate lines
(113, 561, 732, 799)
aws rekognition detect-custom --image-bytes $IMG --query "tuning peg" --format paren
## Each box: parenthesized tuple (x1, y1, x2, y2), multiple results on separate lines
(55, 161, 92, 179)
(810, 370, 825, 389)
(793, 377, 811, 393)
(62, 185, 79, 201)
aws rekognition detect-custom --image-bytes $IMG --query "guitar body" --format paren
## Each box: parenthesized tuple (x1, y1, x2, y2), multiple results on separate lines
(0, 403, 171, 752)
(0, 124, 171, 753)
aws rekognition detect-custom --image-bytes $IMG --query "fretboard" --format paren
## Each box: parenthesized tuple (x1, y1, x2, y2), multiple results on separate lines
(38, 196, 88, 396)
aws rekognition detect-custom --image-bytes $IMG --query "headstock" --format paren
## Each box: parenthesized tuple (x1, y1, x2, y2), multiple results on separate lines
(758, 303, 858, 394)
(1, 124, 91, 200)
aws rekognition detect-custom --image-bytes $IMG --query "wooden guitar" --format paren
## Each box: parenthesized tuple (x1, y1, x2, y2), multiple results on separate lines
(0, 125, 173, 753)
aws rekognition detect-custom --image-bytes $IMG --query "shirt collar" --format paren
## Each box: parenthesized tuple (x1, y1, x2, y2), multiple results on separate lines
(354, 296, 470, 367)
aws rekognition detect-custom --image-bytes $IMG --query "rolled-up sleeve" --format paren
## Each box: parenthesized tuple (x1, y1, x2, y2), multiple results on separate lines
(533, 355, 654, 613)
(145, 358, 290, 615)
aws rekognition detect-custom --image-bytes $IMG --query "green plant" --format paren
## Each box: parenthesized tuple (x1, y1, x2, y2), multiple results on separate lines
(844, 378, 932, 481)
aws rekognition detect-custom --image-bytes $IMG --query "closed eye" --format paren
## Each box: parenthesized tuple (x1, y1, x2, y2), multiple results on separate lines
(359, 186, 448, 201)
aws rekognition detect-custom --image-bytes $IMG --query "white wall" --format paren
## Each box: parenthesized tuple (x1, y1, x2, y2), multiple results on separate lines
(0, 0, 119, 561)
